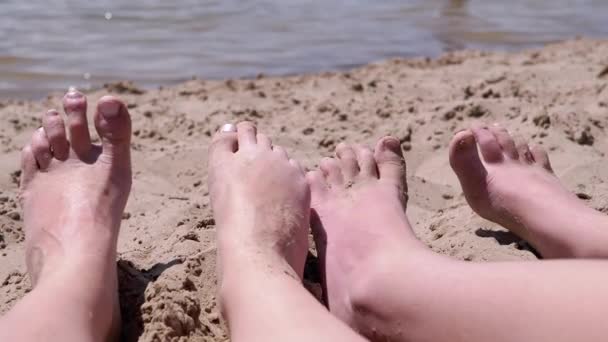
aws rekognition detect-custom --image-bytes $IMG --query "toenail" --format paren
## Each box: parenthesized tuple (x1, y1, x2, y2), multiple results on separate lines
(221, 123, 237, 133)
(65, 87, 83, 99)
(382, 137, 401, 150)
(99, 101, 121, 119)
(457, 135, 475, 147)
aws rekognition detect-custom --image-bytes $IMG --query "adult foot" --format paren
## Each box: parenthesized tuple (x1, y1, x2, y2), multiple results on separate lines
(208, 123, 369, 342)
(449, 124, 608, 258)
(208, 122, 311, 297)
(307, 137, 430, 338)
(20, 88, 132, 340)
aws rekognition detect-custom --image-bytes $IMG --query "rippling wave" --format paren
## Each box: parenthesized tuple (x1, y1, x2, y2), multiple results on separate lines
(1, 0, 607, 98)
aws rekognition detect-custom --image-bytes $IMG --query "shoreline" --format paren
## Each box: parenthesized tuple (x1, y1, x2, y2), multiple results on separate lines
(1, 38, 608, 341)
(0, 37, 584, 103)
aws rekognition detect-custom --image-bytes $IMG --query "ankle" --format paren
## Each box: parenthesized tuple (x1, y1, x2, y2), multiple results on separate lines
(347, 247, 443, 337)
(521, 208, 608, 258)
(559, 213, 608, 258)
(217, 223, 307, 278)
(219, 247, 300, 290)
(27, 268, 119, 341)
(218, 254, 301, 318)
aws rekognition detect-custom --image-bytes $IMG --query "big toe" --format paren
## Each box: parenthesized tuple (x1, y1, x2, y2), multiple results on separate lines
(209, 124, 238, 165)
(449, 130, 489, 207)
(374, 137, 406, 190)
(94, 96, 132, 162)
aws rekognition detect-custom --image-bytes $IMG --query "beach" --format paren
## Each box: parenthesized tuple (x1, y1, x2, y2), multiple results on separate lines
(1, 38, 608, 341)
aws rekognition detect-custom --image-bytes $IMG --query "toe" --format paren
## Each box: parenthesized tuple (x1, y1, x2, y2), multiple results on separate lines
(94, 95, 132, 162)
(513, 134, 534, 164)
(306, 170, 328, 200)
(31, 128, 52, 170)
(273, 145, 289, 159)
(335, 143, 359, 181)
(449, 130, 490, 206)
(290, 158, 305, 175)
(20, 145, 37, 190)
(236, 121, 257, 148)
(530, 145, 553, 172)
(42, 109, 69, 161)
(374, 136, 406, 188)
(257, 133, 272, 150)
(471, 124, 503, 163)
(320, 157, 344, 186)
(63, 88, 92, 157)
(489, 124, 518, 159)
(355, 145, 378, 178)
(209, 124, 238, 161)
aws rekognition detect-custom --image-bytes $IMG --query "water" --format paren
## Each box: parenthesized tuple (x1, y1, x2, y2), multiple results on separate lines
(1, 0, 607, 99)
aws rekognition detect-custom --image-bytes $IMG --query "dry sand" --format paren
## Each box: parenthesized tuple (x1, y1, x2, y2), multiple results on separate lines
(1, 38, 608, 341)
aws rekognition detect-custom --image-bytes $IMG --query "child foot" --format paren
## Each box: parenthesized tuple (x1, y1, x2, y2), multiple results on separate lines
(307, 137, 429, 334)
(449, 124, 608, 258)
(20, 89, 132, 339)
(208, 122, 311, 296)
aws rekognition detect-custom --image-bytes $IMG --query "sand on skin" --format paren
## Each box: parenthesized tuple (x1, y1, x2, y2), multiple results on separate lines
(1, 39, 608, 341)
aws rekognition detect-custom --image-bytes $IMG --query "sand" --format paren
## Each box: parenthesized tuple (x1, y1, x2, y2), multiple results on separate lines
(1, 38, 608, 341)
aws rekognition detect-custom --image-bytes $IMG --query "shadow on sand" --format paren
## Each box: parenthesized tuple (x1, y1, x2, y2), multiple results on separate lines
(118, 258, 182, 342)
(475, 228, 541, 258)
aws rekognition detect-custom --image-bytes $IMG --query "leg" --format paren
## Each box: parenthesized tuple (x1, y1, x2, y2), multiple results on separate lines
(354, 254, 608, 342)
(449, 123, 608, 258)
(208, 122, 366, 342)
(308, 136, 426, 331)
(309, 137, 608, 342)
(0, 89, 132, 342)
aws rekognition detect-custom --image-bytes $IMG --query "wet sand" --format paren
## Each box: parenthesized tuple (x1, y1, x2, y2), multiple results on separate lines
(1, 38, 608, 341)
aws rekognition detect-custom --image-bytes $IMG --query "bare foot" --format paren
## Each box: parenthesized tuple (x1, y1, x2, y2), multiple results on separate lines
(208, 124, 369, 342)
(19, 89, 132, 340)
(307, 137, 428, 336)
(449, 124, 608, 258)
(208, 122, 310, 296)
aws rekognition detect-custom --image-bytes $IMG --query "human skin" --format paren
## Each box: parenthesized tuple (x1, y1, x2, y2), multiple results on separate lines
(449, 123, 608, 258)
(208, 121, 367, 342)
(307, 130, 608, 342)
(0, 89, 132, 342)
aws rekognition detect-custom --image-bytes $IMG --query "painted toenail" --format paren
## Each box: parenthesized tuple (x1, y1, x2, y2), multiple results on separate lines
(221, 124, 237, 133)
(65, 87, 83, 99)
(99, 101, 121, 119)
